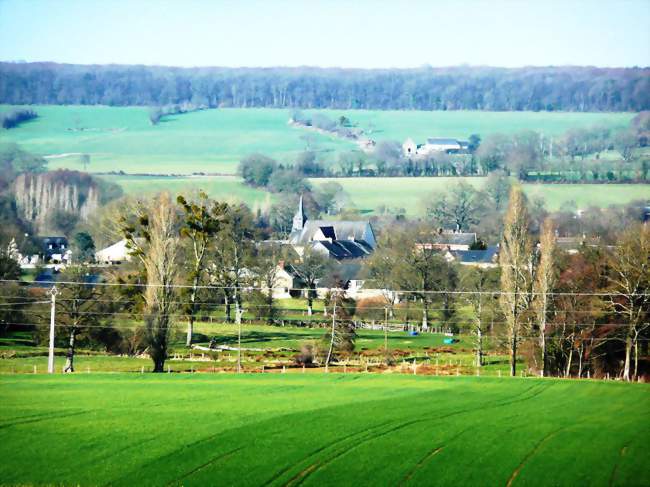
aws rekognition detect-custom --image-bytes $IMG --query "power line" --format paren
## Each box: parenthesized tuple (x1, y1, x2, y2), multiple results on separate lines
(2, 279, 648, 297)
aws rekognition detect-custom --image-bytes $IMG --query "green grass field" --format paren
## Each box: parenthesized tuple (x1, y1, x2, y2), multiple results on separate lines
(0, 374, 647, 486)
(302, 109, 634, 143)
(97, 174, 277, 209)
(99, 174, 650, 213)
(0, 105, 354, 174)
(313, 178, 650, 213)
(1, 105, 633, 175)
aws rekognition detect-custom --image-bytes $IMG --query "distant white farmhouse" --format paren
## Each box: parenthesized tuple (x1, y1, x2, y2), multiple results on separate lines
(403, 137, 469, 157)
(95, 239, 141, 265)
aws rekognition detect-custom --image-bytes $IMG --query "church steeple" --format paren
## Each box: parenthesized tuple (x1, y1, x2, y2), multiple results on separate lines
(292, 195, 308, 232)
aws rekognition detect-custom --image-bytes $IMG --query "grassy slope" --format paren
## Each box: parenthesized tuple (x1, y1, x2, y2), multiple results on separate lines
(3, 105, 645, 211)
(0, 374, 647, 486)
(312, 177, 650, 212)
(1, 106, 633, 175)
(99, 174, 650, 213)
(97, 174, 277, 208)
(303, 109, 634, 142)
(0, 105, 353, 174)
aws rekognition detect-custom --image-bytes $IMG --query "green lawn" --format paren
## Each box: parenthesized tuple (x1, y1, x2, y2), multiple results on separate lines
(0, 105, 354, 174)
(0, 374, 647, 486)
(312, 178, 650, 213)
(1, 106, 633, 175)
(97, 174, 650, 214)
(302, 109, 634, 143)
(97, 174, 277, 209)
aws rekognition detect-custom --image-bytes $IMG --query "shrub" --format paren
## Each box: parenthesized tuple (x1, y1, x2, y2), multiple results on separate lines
(1, 109, 37, 129)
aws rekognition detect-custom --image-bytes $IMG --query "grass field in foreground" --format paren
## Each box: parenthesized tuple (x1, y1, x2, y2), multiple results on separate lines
(99, 174, 650, 213)
(0, 375, 647, 486)
(1, 105, 633, 175)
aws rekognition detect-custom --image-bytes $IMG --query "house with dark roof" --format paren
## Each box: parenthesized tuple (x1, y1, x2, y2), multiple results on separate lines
(288, 196, 376, 260)
(416, 231, 477, 251)
(39, 236, 71, 264)
(446, 246, 500, 268)
(555, 235, 601, 254)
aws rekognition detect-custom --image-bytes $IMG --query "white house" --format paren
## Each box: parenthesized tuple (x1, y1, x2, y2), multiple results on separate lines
(403, 138, 469, 157)
(402, 138, 418, 157)
(95, 239, 139, 265)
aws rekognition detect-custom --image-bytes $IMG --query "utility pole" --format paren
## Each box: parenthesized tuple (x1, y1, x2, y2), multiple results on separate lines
(384, 306, 389, 364)
(236, 306, 242, 373)
(326, 289, 338, 368)
(47, 286, 58, 374)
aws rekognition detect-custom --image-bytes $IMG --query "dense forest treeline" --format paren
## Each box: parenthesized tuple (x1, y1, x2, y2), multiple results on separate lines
(1, 62, 649, 111)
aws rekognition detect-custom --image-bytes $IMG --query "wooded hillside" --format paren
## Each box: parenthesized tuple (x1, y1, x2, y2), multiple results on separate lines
(1, 63, 648, 111)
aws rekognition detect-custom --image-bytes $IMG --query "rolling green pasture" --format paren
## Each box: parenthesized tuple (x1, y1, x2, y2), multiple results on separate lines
(0, 374, 647, 486)
(97, 174, 277, 208)
(0, 105, 353, 174)
(99, 174, 650, 213)
(303, 109, 634, 143)
(313, 178, 650, 213)
(0, 105, 633, 175)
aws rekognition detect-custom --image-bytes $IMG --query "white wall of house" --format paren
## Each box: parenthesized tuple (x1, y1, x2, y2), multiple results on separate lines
(95, 239, 134, 264)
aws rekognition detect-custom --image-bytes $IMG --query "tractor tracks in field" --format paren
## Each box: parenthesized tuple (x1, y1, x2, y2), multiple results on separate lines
(0, 409, 90, 430)
(505, 426, 566, 487)
(276, 383, 555, 487)
(165, 446, 244, 487)
(608, 440, 636, 487)
(397, 426, 474, 487)
(263, 419, 396, 487)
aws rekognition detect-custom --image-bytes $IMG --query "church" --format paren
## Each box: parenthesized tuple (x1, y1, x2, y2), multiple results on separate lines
(287, 196, 376, 260)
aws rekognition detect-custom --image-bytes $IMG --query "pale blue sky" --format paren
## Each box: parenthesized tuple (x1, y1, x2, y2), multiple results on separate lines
(0, 0, 648, 68)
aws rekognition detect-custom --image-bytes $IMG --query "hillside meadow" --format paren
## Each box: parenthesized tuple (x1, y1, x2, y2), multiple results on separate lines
(0, 374, 647, 486)
(98, 174, 650, 214)
(0, 105, 634, 175)
(301, 108, 634, 143)
(0, 105, 354, 174)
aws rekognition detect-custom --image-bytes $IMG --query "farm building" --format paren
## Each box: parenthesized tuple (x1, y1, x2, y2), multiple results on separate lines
(288, 196, 376, 260)
(402, 137, 469, 157)
(415, 231, 477, 251)
(95, 238, 143, 265)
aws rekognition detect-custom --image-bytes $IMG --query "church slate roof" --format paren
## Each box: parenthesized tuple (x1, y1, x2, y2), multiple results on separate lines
(313, 240, 373, 260)
(290, 220, 374, 246)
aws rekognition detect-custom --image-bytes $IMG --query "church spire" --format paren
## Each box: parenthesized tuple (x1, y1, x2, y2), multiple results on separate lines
(292, 195, 307, 232)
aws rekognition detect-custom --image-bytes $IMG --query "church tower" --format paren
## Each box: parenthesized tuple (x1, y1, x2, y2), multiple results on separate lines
(292, 195, 308, 232)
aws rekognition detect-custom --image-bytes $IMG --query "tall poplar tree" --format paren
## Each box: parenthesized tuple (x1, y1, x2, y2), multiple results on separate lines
(499, 186, 533, 376)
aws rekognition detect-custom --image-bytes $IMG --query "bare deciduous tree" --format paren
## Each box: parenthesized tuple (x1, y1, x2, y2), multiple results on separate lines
(122, 193, 181, 372)
(607, 224, 650, 381)
(177, 192, 228, 346)
(499, 186, 534, 376)
(533, 218, 557, 376)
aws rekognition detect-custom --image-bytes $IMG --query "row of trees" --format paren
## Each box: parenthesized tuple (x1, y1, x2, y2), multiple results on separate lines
(148, 102, 204, 125)
(0, 108, 37, 129)
(365, 187, 649, 380)
(0, 185, 647, 378)
(2, 63, 648, 111)
(238, 113, 648, 182)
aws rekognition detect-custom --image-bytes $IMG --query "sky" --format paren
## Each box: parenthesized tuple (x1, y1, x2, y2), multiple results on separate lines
(0, 0, 648, 69)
